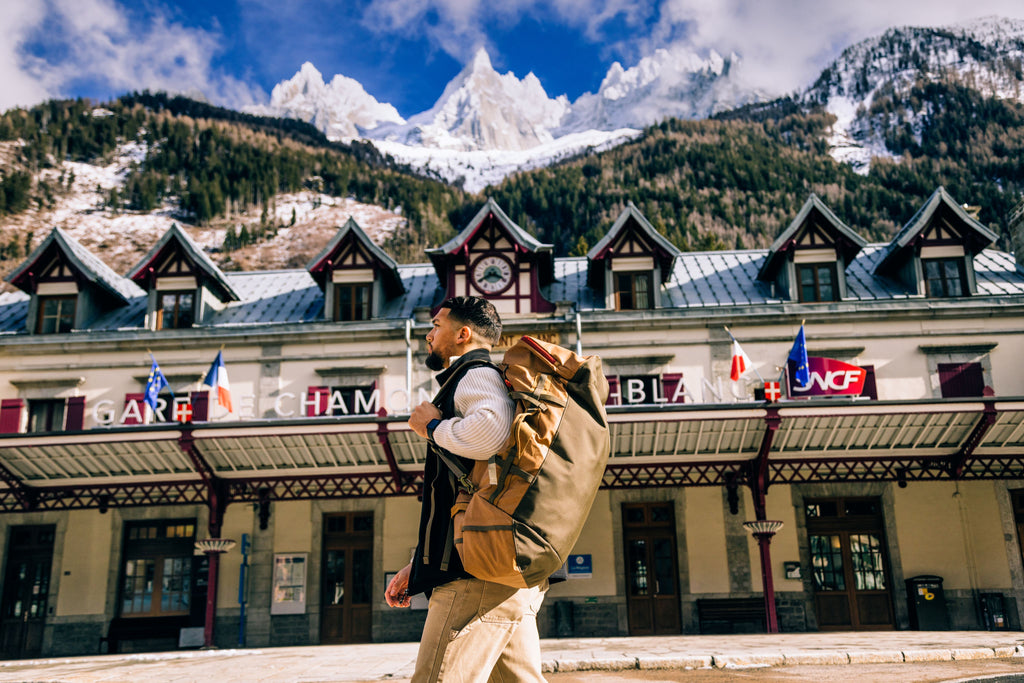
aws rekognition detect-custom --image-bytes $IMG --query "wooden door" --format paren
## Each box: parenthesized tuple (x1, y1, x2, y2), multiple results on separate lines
(320, 512, 373, 644)
(623, 502, 681, 635)
(0, 526, 54, 659)
(806, 498, 894, 630)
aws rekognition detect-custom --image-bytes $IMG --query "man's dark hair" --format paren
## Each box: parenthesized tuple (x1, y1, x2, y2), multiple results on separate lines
(439, 296, 502, 345)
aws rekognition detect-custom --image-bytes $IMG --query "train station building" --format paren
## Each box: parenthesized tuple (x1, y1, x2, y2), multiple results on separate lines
(0, 188, 1021, 657)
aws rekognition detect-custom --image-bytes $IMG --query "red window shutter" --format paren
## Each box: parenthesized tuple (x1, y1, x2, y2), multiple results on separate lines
(860, 365, 878, 400)
(123, 393, 146, 425)
(65, 396, 86, 431)
(307, 386, 330, 416)
(938, 362, 984, 398)
(605, 376, 620, 406)
(190, 391, 209, 422)
(662, 373, 685, 404)
(0, 399, 25, 433)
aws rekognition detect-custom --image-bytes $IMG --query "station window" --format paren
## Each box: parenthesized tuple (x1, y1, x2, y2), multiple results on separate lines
(797, 263, 838, 302)
(119, 520, 197, 618)
(923, 258, 967, 298)
(938, 362, 984, 398)
(614, 272, 653, 310)
(157, 291, 195, 329)
(334, 283, 371, 321)
(27, 399, 65, 433)
(37, 295, 76, 334)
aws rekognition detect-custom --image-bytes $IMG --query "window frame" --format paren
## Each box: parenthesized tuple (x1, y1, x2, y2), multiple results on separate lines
(333, 282, 372, 322)
(156, 291, 195, 330)
(36, 295, 77, 334)
(27, 398, 66, 433)
(923, 257, 967, 298)
(118, 520, 197, 618)
(796, 262, 839, 302)
(613, 271, 654, 311)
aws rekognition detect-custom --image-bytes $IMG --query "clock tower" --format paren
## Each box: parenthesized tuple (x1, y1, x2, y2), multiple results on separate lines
(427, 199, 555, 316)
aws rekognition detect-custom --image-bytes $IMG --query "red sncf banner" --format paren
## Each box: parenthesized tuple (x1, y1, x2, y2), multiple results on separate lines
(787, 357, 867, 398)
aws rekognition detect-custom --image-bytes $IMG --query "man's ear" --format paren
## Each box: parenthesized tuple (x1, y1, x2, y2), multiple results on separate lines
(456, 326, 472, 344)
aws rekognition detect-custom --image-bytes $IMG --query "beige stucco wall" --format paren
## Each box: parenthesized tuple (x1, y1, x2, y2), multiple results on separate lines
(686, 486, 729, 594)
(215, 505, 253, 609)
(55, 510, 112, 616)
(273, 501, 313, 554)
(894, 481, 1012, 589)
(548, 490, 616, 598)
(382, 496, 420, 573)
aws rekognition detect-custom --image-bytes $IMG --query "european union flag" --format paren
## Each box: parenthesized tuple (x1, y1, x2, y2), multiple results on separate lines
(787, 325, 810, 387)
(144, 355, 172, 415)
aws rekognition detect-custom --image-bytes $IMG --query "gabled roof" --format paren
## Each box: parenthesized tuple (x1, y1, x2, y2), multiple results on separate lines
(429, 198, 549, 256)
(4, 227, 142, 304)
(588, 202, 682, 262)
(427, 197, 554, 286)
(127, 223, 239, 302)
(875, 186, 998, 275)
(757, 194, 867, 281)
(306, 217, 405, 297)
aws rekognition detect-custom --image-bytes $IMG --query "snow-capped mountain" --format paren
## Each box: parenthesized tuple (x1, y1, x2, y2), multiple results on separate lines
(561, 47, 765, 133)
(251, 47, 765, 191)
(247, 62, 404, 140)
(374, 48, 569, 152)
(801, 16, 1024, 172)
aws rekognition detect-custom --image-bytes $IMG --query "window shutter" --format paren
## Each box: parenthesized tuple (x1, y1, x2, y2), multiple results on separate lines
(662, 373, 685, 404)
(307, 386, 330, 416)
(123, 393, 146, 425)
(0, 399, 24, 434)
(860, 365, 878, 400)
(65, 396, 86, 431)
(938, 362, 984, 398)
(606, 376, 620, 406)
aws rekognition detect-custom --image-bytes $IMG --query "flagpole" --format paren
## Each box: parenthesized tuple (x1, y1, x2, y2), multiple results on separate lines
(723, 326, 765, 382)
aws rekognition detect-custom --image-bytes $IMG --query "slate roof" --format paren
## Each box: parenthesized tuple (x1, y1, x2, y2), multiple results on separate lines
(875, 186, 1000, 274)
(0, 244, 1021, 336)
(127, 223, 239, 302)
(5, 228, 143, 304)
(757, 194, 867, 281)
(307, 217, 405, 297)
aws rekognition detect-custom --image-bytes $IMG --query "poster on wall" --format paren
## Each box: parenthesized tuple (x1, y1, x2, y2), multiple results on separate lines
(271, 553, 308, 615)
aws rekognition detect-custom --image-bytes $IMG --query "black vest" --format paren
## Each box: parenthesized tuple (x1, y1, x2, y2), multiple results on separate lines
(407, 349, 496, 596)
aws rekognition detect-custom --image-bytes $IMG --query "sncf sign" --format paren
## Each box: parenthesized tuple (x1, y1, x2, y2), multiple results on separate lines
(787, 357, 867, 398)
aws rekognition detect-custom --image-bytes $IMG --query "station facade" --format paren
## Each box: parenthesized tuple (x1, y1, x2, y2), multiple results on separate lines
(0, 188, 1022, 657)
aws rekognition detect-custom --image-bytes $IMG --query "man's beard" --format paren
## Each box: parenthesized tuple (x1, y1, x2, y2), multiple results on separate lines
(425, 351, 445, 371)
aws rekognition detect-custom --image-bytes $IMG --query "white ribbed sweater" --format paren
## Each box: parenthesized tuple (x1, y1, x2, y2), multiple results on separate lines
(433, 366, 514, 460)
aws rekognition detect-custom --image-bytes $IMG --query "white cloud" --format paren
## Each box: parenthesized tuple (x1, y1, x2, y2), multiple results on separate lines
(652, 0, 1024, 96)
(0, 0, 265, 113)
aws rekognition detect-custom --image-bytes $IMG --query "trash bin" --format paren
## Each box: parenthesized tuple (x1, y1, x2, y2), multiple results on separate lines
(906, 575, 949, 630)
(979, 593, 1008, 631)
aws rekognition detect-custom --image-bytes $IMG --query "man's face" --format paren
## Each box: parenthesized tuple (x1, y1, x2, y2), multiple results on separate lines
(425, 308, 462, 371)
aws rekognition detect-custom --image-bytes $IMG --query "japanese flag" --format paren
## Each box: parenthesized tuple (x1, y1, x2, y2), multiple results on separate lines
(730, 340, 752, 381)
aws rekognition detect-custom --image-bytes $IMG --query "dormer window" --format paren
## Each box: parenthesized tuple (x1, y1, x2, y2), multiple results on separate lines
(758, 196, 864, 304)
(615, 270, 653, 310)
(922, 246, 967, 298)
(797, 262, 838, 302)
(157, 291, 195, 329)
(37, 295, 76, 334)
(333, 280, 372, 321)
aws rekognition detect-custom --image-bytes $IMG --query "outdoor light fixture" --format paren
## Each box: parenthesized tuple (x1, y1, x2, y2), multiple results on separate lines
(195, 538, 237, 554)
(743, 519, 784, 535)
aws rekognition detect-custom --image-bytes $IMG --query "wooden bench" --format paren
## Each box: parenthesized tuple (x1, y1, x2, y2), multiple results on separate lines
(696, 598, 768, 634)
(99, 616, 192, 653)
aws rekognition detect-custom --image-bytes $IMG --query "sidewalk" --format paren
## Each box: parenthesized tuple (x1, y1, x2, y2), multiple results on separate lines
(0, 631, 1020, 682)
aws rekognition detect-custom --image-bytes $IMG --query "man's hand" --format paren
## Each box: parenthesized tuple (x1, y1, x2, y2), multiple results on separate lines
(409, 402, 441, 438)
(385, 562, 412, 608)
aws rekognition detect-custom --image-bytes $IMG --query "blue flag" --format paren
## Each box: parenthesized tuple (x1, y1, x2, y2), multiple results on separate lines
(144, 355, 172, 415)
(787, 325, 810, 387)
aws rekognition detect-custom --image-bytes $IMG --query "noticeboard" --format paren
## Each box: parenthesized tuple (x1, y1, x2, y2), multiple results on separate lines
(271, 553, 308, 615)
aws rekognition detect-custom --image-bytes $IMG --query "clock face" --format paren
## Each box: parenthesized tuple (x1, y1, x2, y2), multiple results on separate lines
(471, 254, 514, 294)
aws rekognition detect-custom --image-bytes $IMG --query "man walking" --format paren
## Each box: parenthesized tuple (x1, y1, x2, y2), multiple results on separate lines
(385, 296, 548, 682)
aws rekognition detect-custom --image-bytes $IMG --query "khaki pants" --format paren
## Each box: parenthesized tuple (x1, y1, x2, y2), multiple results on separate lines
(412, 577, 547, 683)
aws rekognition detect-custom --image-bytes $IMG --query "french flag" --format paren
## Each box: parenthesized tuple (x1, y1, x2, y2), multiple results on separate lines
(730, 339, 752, 382)
(203, 351, 233, 412)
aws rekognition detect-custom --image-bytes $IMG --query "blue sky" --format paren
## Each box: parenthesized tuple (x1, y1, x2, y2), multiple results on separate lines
(4, 0, 1024, 116)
